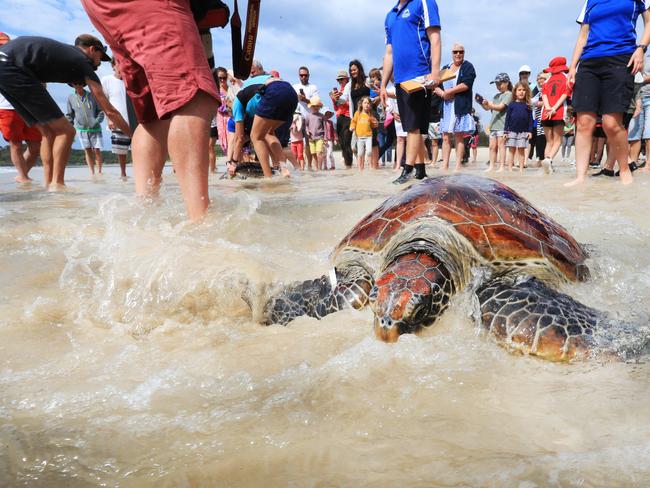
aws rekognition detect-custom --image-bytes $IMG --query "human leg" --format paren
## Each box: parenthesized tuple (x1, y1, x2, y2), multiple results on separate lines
(506, 146, 515, 171)
(250, 115, 284, 177)
(440, 132, 452, 170)
(208, 136, 217, 173)
(8, 141, 31, 182)
(454, 134, 465, 171)
(517, 147, 526, 172)
(24, 140, 41, 174)
(565, 112, 597, 187)
(39, 117, 75, 188)
(118, 154, 128, 178)
(83, 148, 96, 175)
(95, 147, 103, 174)
(487, 134, 497, 172)
(602, 112, 633, 184)
(497, 135, 506, 171)
(132, 119, 169, 197)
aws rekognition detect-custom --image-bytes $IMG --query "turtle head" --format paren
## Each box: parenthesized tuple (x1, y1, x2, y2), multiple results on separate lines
(370, 252, 454, 342)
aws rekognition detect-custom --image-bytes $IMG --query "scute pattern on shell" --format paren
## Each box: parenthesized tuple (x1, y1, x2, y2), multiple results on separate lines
(333, 175, 587, 282)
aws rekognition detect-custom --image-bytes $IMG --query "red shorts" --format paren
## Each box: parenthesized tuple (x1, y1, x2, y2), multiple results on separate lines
(291, 140, 305, 160)
(80, 0, 220, 124)
(0, 109, 42, 142)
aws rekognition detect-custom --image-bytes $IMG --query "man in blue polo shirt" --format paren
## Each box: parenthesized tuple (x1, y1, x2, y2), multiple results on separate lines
(381, 0, 441, 184)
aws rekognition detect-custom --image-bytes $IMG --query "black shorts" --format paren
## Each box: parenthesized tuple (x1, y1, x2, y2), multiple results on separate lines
(396, 84, 430, 134)
(256, 80, 298, 123)
(541, 119, 564, 128)
(0, 58, 63, 126)
(572, 54, 634, 115)
(210, 126, 218, 138)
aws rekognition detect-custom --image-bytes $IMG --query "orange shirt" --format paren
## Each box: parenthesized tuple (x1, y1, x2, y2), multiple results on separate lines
(351, 111, 377, 137)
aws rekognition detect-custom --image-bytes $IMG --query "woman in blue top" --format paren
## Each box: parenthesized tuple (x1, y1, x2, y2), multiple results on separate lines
(433, 43, 476, 172)
(565, 0, 650, 187)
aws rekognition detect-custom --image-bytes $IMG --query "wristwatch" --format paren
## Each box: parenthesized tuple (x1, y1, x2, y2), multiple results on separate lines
(637, 44, 648, 53)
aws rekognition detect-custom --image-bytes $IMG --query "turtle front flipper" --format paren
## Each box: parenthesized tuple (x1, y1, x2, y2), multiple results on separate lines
(263, 265, 373, 326)
(477, 276, 602, 362)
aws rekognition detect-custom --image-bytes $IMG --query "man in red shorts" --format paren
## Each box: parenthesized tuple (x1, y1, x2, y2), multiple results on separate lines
(0, 32, 41, 184)
(80, 0, 221, 221)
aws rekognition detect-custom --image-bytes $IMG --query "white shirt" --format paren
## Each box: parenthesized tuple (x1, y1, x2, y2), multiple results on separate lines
(0, 93, 14, 111)
(292, 82, 319, 118)
(100, 74, 128, 121)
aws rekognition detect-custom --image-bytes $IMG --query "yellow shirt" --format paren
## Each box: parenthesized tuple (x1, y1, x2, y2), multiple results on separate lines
(351, 111, 377, 137)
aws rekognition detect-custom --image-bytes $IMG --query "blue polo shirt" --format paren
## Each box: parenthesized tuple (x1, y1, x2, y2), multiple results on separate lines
(385, 0, 441, 85)
(577, 0, 650, 60)
(232, 74, 271, 123)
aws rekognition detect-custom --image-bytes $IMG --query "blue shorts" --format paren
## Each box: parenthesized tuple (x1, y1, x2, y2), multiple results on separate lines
(227, 117, 235, 133)
(256, 81, 298, 123)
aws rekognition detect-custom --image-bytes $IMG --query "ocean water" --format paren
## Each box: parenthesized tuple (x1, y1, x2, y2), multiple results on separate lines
(1, 159, 649, 487)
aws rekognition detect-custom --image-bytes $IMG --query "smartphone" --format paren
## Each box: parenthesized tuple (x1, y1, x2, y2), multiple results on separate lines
(475, 93, 484, 104)
(332, 87, 338, 92)
(299, 88, 305, 95)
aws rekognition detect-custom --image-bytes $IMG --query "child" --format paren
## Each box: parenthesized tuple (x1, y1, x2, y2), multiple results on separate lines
(541, 57, 571, 174)
(323, 107, 337, 170)
(305, 96, 326, 171)
(562, 108, 576, 163)
(427, 122, 441, 166)
(503, 82, 533, 172)
(289, 110, 305, 170)
(350, 97, 378, 171)
(481, 73, 512, 172)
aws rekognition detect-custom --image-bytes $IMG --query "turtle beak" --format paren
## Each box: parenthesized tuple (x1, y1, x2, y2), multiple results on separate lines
(374, 316, 400, 343)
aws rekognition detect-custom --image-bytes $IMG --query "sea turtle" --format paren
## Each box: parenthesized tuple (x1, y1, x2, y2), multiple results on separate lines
(221, 162, 276, 180)
(262, 174, 624, 362)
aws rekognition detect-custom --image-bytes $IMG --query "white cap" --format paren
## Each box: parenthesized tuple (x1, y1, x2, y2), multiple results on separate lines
(518, 65, 532, 74)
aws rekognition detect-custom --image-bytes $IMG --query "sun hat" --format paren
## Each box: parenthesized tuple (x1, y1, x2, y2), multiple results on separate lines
(308, 96, 323, 108)
(544, 56, 569, 74)
(74, 34, 111, 62)
(518, 64, 532, 74)
(0, 32, 10, 46)
(336, 69, 349, 80)
(490, 73, 511, 84)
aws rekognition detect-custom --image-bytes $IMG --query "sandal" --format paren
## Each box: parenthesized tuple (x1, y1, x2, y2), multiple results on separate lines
(591, 168, 615, 177)
(614, 162, 638, 176)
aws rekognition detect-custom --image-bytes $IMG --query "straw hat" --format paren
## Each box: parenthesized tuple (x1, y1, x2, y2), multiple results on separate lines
(308, 96, 323, 108)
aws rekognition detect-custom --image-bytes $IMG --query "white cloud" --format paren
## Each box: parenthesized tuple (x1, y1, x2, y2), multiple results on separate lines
(0, 0, 641, 148)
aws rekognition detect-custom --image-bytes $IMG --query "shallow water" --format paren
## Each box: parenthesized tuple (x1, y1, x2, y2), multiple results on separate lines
(1, 158, 650, 487)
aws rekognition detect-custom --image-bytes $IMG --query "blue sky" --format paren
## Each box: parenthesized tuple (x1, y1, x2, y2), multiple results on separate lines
(0, 1, 608, 150)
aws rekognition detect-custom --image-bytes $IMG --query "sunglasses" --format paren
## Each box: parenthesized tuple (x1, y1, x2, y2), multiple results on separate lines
(452, 50, 464, 54)
(299, 74, 309, 77)
(218, 76, 227, 80)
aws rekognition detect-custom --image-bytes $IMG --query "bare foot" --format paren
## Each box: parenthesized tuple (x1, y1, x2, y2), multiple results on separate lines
(619, 169, 634, 185)
(484, 165, 495, 172)
(563, 177, 586, 187)
(47, 183, 67, 192)
(281, 167, 291, 178)
(15, 175, 32, 183)
(496, 167, 504, 173)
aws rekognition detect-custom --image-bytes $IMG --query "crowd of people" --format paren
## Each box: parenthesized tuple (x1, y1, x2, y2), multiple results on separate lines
(0, 0, 649, 220)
